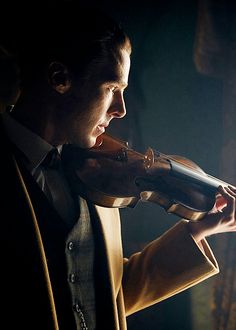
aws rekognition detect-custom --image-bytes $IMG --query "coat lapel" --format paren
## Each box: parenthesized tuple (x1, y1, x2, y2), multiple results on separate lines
(94, 205, 123, 295)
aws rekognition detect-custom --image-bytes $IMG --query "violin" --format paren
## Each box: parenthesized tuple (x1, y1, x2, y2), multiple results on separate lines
(62, 133, 234, 221)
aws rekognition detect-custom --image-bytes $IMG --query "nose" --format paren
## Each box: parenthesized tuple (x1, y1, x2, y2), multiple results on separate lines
(108, 92, 126, 118)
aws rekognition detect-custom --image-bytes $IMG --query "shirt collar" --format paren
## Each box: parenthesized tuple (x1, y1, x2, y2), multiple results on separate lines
(2, 111, 56, 171)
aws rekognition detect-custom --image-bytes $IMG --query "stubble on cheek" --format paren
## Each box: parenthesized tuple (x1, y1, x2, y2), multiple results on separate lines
(65, 110, 92, 147)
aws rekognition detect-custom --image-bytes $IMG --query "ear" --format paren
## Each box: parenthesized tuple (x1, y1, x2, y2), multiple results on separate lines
(48, 62, 71, 94)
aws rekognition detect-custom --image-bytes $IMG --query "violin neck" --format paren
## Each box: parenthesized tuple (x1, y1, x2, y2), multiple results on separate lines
(170, 160, 228, 191)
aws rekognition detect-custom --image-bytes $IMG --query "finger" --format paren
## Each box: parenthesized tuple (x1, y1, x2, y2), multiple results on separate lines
(218, 185, 235, 197)
(218, 185, 235, 216)
(215, 196, 227, 211)
(225, 186, 236, 198)
(227, 185, 236, 195)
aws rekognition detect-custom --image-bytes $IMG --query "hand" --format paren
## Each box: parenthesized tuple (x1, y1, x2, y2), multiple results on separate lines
(188, 185, 236, 242)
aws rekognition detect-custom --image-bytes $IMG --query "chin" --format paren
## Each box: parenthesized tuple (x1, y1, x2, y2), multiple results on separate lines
(68, 130, 93, 148)
(81, 136, 97, 149)
(86, 132, 104, 148)
(70, 130, 100, 149)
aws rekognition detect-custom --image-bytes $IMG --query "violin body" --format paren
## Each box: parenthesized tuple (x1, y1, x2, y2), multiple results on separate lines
(62, 134, 233, 221)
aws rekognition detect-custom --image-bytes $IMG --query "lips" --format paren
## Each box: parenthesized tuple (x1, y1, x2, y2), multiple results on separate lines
(99, 122, 109, 128)
(94, 122, 109, 146)
(97, 125, 105, 134)
(97, 122, 109, 132)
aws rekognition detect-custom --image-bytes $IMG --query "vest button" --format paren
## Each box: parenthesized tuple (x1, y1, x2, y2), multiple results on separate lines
(69, 273, 76, 283)
(68, 241, 74, 251)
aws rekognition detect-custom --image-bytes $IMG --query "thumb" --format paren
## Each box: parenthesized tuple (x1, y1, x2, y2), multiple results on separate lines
(215, 193, 227, 211)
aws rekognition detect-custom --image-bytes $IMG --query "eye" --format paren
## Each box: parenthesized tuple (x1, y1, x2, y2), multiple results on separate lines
(108, 86, 117, 95)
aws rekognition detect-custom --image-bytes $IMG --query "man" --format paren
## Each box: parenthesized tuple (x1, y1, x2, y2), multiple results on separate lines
(0, 3, 235, 329)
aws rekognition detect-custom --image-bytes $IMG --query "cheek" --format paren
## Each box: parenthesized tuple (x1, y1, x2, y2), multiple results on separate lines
(67, 89, 110, 130)
(89, 97, 110, 123)
(70, 105, 99, 135)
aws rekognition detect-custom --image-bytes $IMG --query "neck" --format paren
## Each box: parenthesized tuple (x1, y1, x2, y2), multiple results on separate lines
(11, 99, 66, 146)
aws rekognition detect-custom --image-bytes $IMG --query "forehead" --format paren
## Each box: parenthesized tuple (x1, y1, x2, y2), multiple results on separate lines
(89, 48, 130, 86)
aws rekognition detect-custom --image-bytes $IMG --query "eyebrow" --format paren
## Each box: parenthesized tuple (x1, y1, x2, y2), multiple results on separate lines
(105, 80, 128, 89)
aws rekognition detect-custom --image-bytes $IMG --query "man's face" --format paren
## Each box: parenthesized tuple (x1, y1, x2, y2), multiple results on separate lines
(64, 48, 130, 148)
